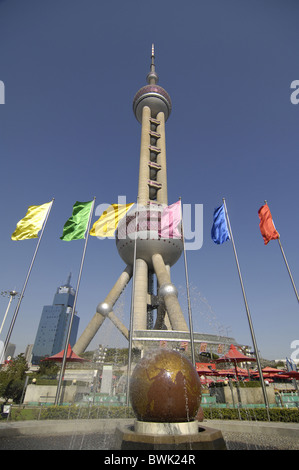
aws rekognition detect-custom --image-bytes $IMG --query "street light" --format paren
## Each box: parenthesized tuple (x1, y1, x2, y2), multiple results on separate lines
(0, 290, 19, 336)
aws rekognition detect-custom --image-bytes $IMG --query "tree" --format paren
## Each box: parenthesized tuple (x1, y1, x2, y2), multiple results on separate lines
(0, 354, 28, 404)
(37, 360, 59, 378)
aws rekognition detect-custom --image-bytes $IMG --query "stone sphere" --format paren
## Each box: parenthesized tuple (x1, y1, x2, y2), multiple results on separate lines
(129, 349, 202, 423)
(116, 207, 183, 269)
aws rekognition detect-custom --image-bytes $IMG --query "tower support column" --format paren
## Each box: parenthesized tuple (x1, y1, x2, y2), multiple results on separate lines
(138, 106, 151, 205)
(152, 253, 188, 331)
(156, 111, 168, 205)
(73, 265, 132, 355)
(133, 258, 148, 330)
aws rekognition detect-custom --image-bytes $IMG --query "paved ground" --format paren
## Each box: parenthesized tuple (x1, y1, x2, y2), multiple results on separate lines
(0, 430, 298, 450)
(0, 419, 298, 450)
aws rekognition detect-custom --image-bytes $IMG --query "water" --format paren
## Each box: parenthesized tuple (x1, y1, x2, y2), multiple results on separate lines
(177, 283, 229, 338)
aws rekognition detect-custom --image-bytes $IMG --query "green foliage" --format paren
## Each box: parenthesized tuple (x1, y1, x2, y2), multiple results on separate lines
(37, 360, 59, 378)
(4, 405, 135, 421)
(0, 354, 28, 404)
(204, 407, 299, 422)
(233, 381, 261, 388)
(3, 404, 298, 423)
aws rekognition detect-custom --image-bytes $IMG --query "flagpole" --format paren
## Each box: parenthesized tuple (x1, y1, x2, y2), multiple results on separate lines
(179, 197, 196, 367)
(277, 238, 299, 302)
(126, 199, 139, 407)
(222, 198, 270, 418)
(2, 199, 54, 359)
(55, 197, 96, 405)
(264, 201, 299, 303)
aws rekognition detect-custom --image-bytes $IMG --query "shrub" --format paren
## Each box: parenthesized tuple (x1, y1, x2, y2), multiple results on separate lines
(204, 407, 299, 422)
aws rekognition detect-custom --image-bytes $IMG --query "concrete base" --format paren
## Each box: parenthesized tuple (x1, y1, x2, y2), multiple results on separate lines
(135, 420, 199, 436)
(115, 421, 227, 450)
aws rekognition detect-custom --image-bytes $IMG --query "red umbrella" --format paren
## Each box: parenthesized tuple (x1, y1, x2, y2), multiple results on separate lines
(216, 344, 256, 379)
(196, 363, 218, 375)
(216, 367, 248, 377)
(281, 371, 299, 380)
(42, 343, 88, 363)
(251, 367, 283, 379)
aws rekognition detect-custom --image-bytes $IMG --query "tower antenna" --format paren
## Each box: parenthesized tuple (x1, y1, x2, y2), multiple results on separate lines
(147, 43, 158, 84)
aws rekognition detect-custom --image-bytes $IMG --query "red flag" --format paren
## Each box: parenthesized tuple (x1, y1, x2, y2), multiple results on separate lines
(258, 203, 279, 245)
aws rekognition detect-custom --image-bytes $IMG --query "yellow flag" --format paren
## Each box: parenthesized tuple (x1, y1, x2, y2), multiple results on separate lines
(11, 201, 52, 240)
(90, 203, 134, 237)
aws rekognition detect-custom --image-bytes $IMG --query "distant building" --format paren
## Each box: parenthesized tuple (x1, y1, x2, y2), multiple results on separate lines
(24, 344, 33, 365)
(32, 274, 80, 364)
(0, 343, 16, 363)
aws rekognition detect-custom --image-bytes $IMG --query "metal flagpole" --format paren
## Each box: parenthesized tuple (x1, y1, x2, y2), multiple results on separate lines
(55, 197, 96, 405)
(179, 197, 196, 367)
(126, 199, 139, 406)
(277, 238, 299, 302)
(264, 200, 299, 303)
(222, 198, 270, 418)
(2, 199, 54, 360)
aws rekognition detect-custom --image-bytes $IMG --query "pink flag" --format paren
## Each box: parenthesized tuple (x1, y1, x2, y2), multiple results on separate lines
(159, 201, 182, 238)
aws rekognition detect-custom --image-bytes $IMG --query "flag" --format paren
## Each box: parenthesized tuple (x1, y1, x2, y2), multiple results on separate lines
(158, 200, 181, 238)
(211, 204, 230, 244)
(60, 200, 93, 241)
(90, 203, 134, 237)
(11, 201, 52, 240)
(258, 203, 279, 245)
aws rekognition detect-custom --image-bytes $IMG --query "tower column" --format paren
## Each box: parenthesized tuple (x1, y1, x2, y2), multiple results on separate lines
(156, 111, 168, 205)
(73, 265, 132, 354)
(133, 258, 148, 330)
(138, 106, 151, 205)
(152, 253, 188, 331)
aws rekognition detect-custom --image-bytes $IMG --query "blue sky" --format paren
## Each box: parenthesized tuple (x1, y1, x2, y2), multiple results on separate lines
(0, 0, 298, 360)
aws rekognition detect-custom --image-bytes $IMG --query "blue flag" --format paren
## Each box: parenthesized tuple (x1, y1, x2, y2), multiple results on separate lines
(211, 205, 230, 244)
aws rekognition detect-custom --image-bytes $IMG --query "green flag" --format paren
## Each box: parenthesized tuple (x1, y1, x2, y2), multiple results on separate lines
(60, 201, 93, 241)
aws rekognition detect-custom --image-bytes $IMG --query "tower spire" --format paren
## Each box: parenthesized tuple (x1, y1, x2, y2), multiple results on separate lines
(147, 43, 158, 85)
(65, 272, 72, 287)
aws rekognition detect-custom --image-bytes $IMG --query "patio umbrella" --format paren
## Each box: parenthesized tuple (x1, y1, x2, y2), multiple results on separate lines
(42, 343, 88, 363)
(218, 367, 249, 376)
(281, 371, 299, 380)
(216, 344, 256, 379)
(251, 366, 282, 379)
(196, 363, 218, 376)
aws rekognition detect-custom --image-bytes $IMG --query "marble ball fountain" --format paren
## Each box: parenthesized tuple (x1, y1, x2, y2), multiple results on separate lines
(115, 349, 226, 450)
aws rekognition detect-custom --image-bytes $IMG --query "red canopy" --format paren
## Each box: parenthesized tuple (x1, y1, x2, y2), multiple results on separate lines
(251, 367, 284, 378)
(217, 367, 249, 377)
(196, 363, 218, 375)
(42, 344, 88, 363)
(216, 344, 256, 364)
(282, 371, 299, 380)
(216, 344, 256, 379)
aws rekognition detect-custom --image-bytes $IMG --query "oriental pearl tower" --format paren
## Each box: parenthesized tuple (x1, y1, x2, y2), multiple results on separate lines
(73, 46, 189, 356)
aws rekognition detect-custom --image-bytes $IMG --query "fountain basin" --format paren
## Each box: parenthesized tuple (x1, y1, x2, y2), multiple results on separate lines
(115, 421, 226, 450)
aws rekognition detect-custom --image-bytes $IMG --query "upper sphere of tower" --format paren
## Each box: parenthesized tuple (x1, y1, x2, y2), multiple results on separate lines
(133, 85, 172, 123)
(133, 45, 172, 123)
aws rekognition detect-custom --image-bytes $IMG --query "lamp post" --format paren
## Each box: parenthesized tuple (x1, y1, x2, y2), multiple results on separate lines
(0, 290, 19, 336)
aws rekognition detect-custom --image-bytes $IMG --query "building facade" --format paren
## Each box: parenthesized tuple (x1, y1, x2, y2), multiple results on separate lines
(32, 275, 80, 364)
